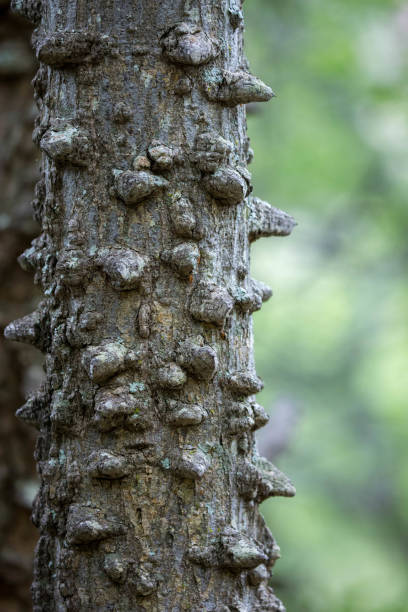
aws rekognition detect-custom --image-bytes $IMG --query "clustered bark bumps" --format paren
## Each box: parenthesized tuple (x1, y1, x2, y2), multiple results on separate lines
(6, 1, 296, 610)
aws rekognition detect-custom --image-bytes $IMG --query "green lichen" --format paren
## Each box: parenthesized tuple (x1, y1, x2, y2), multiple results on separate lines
(59, 448, 66, 464)
(205, 503, 214, 517)
(130, 382, 145, 393)
(161, 458, 170, 470)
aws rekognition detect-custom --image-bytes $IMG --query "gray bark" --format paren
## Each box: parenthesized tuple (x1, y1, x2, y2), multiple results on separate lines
(7, 1, 296, 610)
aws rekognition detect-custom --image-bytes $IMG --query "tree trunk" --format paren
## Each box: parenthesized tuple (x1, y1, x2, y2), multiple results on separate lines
(0, 3, 40, 609)
(7, 1, 296, 610)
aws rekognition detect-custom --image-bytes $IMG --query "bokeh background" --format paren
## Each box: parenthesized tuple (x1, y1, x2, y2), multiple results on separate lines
(246, 1, 408, 611)
(0, 0, 407, 610)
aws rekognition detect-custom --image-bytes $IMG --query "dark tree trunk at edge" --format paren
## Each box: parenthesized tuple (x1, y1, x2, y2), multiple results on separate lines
(6, 0, 296, 610)
(0, 3, 40, 609)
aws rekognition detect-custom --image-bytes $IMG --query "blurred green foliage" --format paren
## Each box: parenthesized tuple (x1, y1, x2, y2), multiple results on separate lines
(245, 0, 408, 610)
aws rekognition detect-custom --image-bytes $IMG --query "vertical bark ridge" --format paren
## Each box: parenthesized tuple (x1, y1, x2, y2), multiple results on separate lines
(8, 1, 297, 610)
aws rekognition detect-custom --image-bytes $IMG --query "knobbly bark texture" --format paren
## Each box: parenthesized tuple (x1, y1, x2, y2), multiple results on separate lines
(7, 1, 297, 610)
(0, 3, 40, 609)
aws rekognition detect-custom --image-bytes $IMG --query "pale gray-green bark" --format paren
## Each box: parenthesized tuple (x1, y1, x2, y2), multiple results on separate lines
(7, 1, 296, 610)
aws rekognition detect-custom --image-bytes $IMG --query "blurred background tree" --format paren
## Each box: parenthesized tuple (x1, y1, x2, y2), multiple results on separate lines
(246, 0, 408, 611)
(0, 2, 40, 610)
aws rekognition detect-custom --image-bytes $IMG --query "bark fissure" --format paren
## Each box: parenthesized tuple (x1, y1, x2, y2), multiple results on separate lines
(7, 1, 296, 610)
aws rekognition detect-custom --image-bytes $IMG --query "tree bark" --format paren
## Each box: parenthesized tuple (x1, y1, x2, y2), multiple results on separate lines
(7, 1, 296, 610)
